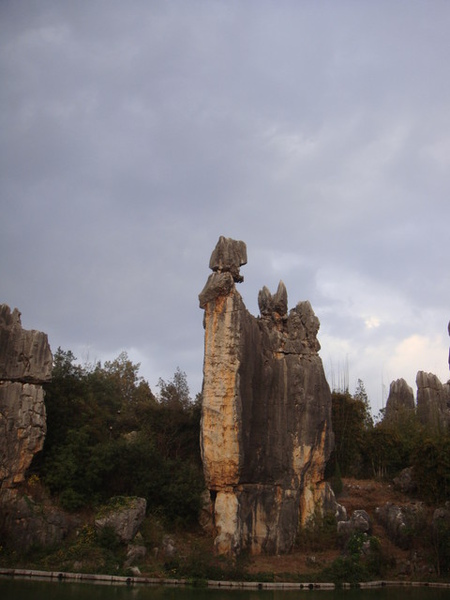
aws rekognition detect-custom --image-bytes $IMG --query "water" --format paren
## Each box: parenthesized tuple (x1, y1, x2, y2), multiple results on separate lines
(1, 579, 449, 600)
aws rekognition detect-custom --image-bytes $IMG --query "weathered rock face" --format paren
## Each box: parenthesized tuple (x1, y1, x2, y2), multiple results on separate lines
(0, 488, 71, 552)
(433, 501, 450, 538)
(0, 305, 52, 492)
(337, 509, 371, 537)
(384, 378, 415, 423)
(0, 382, 47, 488)
(375, 502, 425, 550)
(0, 305, 52, 383)
(199, 237, 334, 555)
(95, 497, 147, 543)
(416, 371, 450, 430)
(393, 467, 417, 495)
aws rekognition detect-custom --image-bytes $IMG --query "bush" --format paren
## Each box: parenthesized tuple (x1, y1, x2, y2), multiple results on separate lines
(433, 517, 450, 575)
(320, 556, 369, 584)
(39, 350, 204, 525)
(297, 509, 338, 552)
(412, 434, 450, 504)
(96, 525, 121, 552)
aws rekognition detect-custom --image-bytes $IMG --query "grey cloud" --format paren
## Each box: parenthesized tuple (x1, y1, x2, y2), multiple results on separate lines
(1, 1, 450, 409)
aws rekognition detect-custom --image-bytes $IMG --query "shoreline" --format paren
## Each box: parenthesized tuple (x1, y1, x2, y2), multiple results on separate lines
(1, 567, 450, 590)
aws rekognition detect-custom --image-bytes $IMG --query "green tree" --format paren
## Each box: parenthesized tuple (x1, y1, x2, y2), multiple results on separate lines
(360, 404, 423, 480)
(412, 433, 450, 504)
(38, 350, 204, 522)
(158, 367, 191, 409)
(354, 379, 373, 429)
(329, 391, 369, 477)
(361, 426, 405, 479)
(104, 351, 153, 406)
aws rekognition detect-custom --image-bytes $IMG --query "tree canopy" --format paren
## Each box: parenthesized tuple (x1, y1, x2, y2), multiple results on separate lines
(37, 348, 204, 523)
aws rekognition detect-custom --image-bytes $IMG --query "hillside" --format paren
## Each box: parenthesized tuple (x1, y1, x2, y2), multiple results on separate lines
(246, 478, 433, 579)
(130, 476, 444, 582)
(0, 476, 447, 583)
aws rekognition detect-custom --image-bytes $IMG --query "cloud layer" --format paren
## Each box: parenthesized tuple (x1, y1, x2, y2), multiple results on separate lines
(2, 1, 449, 412)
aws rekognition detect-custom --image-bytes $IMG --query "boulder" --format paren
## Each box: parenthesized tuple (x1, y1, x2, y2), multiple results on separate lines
(322, 481, 347, 522)
(208, 235, 247, 282)
(393, 467, 417, 495)
(433, 501, 450, 523)
(95, 497, 147, 543)
(161, 534, 177, 557)
(375, 501, 425, 550)
(124, 543, 147, 568)
(432, 501, 450, 536)
(337, 509, 371, 537)
(199, 237, 334, 555)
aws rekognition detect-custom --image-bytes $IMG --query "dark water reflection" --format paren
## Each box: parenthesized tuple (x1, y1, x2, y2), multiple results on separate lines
(1, 579, 449, 600)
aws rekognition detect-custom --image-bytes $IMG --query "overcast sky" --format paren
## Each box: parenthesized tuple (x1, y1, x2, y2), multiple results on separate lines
(1, 1, 449, 415)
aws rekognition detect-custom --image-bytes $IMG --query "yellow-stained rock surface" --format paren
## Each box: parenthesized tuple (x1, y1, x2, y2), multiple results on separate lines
(199, 238, 334, 555)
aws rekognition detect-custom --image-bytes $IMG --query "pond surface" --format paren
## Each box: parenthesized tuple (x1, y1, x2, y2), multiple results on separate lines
(1, 579, 449, 600)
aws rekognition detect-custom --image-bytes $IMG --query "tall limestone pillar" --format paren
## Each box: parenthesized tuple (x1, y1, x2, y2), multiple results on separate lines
(199, 237, 334, 555)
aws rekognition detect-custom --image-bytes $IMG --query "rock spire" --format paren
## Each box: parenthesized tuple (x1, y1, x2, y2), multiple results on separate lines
(199, 237, 334, 555)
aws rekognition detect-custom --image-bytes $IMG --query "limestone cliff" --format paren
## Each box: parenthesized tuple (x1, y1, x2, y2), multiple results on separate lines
(0, 304, 52, 492)
(199, 237, 334, 555)
(383, 370, 450, 431)
(416, 371, 450, 430)
(384, 378, 415, 423)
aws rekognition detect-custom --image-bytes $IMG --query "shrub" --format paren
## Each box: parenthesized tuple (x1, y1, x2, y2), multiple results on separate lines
(297, 509, 338, 552)
(320, 556, 369, 584)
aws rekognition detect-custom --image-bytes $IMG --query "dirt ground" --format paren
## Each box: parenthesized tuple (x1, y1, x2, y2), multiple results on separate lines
(246, 478, 433, 578)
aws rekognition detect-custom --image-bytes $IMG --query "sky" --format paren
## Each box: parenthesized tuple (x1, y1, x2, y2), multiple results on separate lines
(1, 1, 449, 416)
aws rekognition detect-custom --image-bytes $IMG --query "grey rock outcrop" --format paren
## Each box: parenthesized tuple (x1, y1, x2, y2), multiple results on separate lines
(337, 509, 371, 537)
(416, 371, 450, 430)
(375, 502, 425, 550)
(393, 467, 417, 495)
(0, 305, 52, 383)
(199, 237, 334, 555)
(433, 501, 450, 537)
(0, 304, 52, 492)
(384, 378, 415, 423)
(0, 488, 71, 552)
(0, 305, 66, 551)
(95, 497, 147, 543)
(124, 543, 147, 568)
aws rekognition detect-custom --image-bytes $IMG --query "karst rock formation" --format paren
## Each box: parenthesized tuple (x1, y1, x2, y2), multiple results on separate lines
(384, 378, 415, 423)
(0, 304, 52, 494)
(199, 237, 334, 555)
(416, 371, 450, 429)
(384, 371, 450, 430)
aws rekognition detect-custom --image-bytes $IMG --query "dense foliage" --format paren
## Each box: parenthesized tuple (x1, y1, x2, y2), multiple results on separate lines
(37, 352, 449, 520)
(327, 380, 450, 505)
(33, 348, 204, 524)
